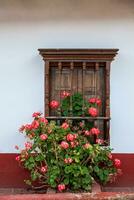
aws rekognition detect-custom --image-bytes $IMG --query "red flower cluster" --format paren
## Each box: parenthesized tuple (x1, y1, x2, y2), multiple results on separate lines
(79, 122, 84, 128)
(32, 112, 41, 118)
(19, 125, 25, 132)
(66, 133, 77, 141)
(64, 158, 73, 164)
(15, 145, 19, 150)
(49, 94, 101, 120)
(107, 154, 121, 169)
(39, 117, 48, 124)
(60, 141, 69, 149)
(96, 138, 104, 144)
(16, 110, 122, 193)
(108, 153, 113, 160)
(61, 122, 69, 130)
(84, 130, 91, 136)
(22, 120, 39, 131)
(114, 159, 121, 168)
(83, 143, 91, 149)
(41, 166, 47, 173)
(88, 107, 98, 117)
(90, 127, 100, 136)
(15, 155, 20, 161)
(40, 134, 48, 141)
(50, 100, 59, 109)
(25, 142, 32, 150)
(60, 131, 79, 150)
(61, 91, 70, 98)
(88, 97, 101, 106)
(84, 127, 100, 136)
(58, 184, 65, 192)
(70, 141, 79, 148)
(25, 124, 33, 131)
(27, 133, 35, 139)
(31, 120, 39, 129)
(19, 113, 48, 133)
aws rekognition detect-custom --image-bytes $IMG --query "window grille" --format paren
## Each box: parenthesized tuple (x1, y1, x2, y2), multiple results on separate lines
(39, 49, 118, 144)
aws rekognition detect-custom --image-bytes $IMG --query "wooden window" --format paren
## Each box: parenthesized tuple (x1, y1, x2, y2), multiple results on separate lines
(38, 49, 118, 144)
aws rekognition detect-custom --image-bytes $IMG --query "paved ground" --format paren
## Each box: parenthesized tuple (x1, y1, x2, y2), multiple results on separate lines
(1, 192, 134, 200)
(1, 186, 134, 200)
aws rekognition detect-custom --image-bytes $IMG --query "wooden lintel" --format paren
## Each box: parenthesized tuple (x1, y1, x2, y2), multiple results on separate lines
(38, 49, 119, 61)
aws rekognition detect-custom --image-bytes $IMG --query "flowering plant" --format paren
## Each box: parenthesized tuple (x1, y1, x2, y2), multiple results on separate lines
(50, 92, 100, 117)
(16, 93, 121, 192)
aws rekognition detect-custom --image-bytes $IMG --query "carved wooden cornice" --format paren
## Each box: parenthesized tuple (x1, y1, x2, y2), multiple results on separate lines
(38, 48, 119, 61)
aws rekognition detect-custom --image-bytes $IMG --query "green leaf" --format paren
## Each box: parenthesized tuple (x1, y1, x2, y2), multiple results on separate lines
(64, 178, 69, 185)
(74, 157, 80, 163)
(104, 170, 109, 175)
(29, 156, 35, 163)
(94, 166, 99, 173)
(24, 179, 32, 186)
(35, 155, 44, 162)
(31, 172, 38, 181)
(27, 163, 35, 170)
(74, 106, 81, 110)
(65, 166, 71, 174)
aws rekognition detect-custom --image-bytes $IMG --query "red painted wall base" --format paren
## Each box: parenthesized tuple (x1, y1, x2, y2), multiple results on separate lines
(0, 153, 133, 188)
(105, 154, 134, 188)
(0, 154, 29, 188)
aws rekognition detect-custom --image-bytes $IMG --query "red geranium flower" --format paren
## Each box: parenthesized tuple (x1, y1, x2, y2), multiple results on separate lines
(40, 134, 48, 141)
(61, 122, 69, 130)
(64, 158, 73, 164)
(19, 125, 25, 132)
(58, 184, 65, 192)
(108, 153, 113, 160)
(39, 117, 48, 124)
(60, 141, 69, 149)
(15, 155, 20, 161)
(96, 138, 104, 144)
(66, 133, 75, 141)
(88, 97, 101, 106)
(114, 159, 121, 168)
(70, 141, 79, 148)
(90, 127, 100, 136)
(31, 120, 39, 129)
(41, 166, 47, 173)
(83, 143, 91, 149)
(61, 91, 70, 98)
(15, 145, 19, 150)
(25, 124, 33, 131)
(88, 107, 98, 117)
(50, 100, 59, 109)
(32, 112, 41, 118)
(28, 133, 35, 139)
(84, 130, 91, 136)
(88, 97, 96, 104)
(25, 142, 32, 150)
(96, 98, 101, 106)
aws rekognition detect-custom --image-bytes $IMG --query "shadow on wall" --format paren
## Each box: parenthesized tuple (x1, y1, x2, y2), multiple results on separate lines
(0, 0, 134, 22)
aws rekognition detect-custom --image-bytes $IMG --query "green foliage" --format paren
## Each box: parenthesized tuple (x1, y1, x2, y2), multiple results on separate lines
(16, 95, 121, 192)
(61, 93, 88, 116)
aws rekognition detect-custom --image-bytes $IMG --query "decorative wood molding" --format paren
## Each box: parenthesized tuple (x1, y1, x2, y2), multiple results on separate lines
(38, 49, 119, 61)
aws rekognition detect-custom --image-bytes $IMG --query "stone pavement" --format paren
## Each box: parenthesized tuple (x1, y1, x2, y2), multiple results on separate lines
(1, 192, 134, 200)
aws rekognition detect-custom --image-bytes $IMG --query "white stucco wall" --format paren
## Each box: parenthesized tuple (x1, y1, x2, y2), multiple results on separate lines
(0, 0, 134, 153)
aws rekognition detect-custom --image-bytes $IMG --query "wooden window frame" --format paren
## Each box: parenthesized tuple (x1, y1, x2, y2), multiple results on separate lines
(38, 49, 118, 144)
